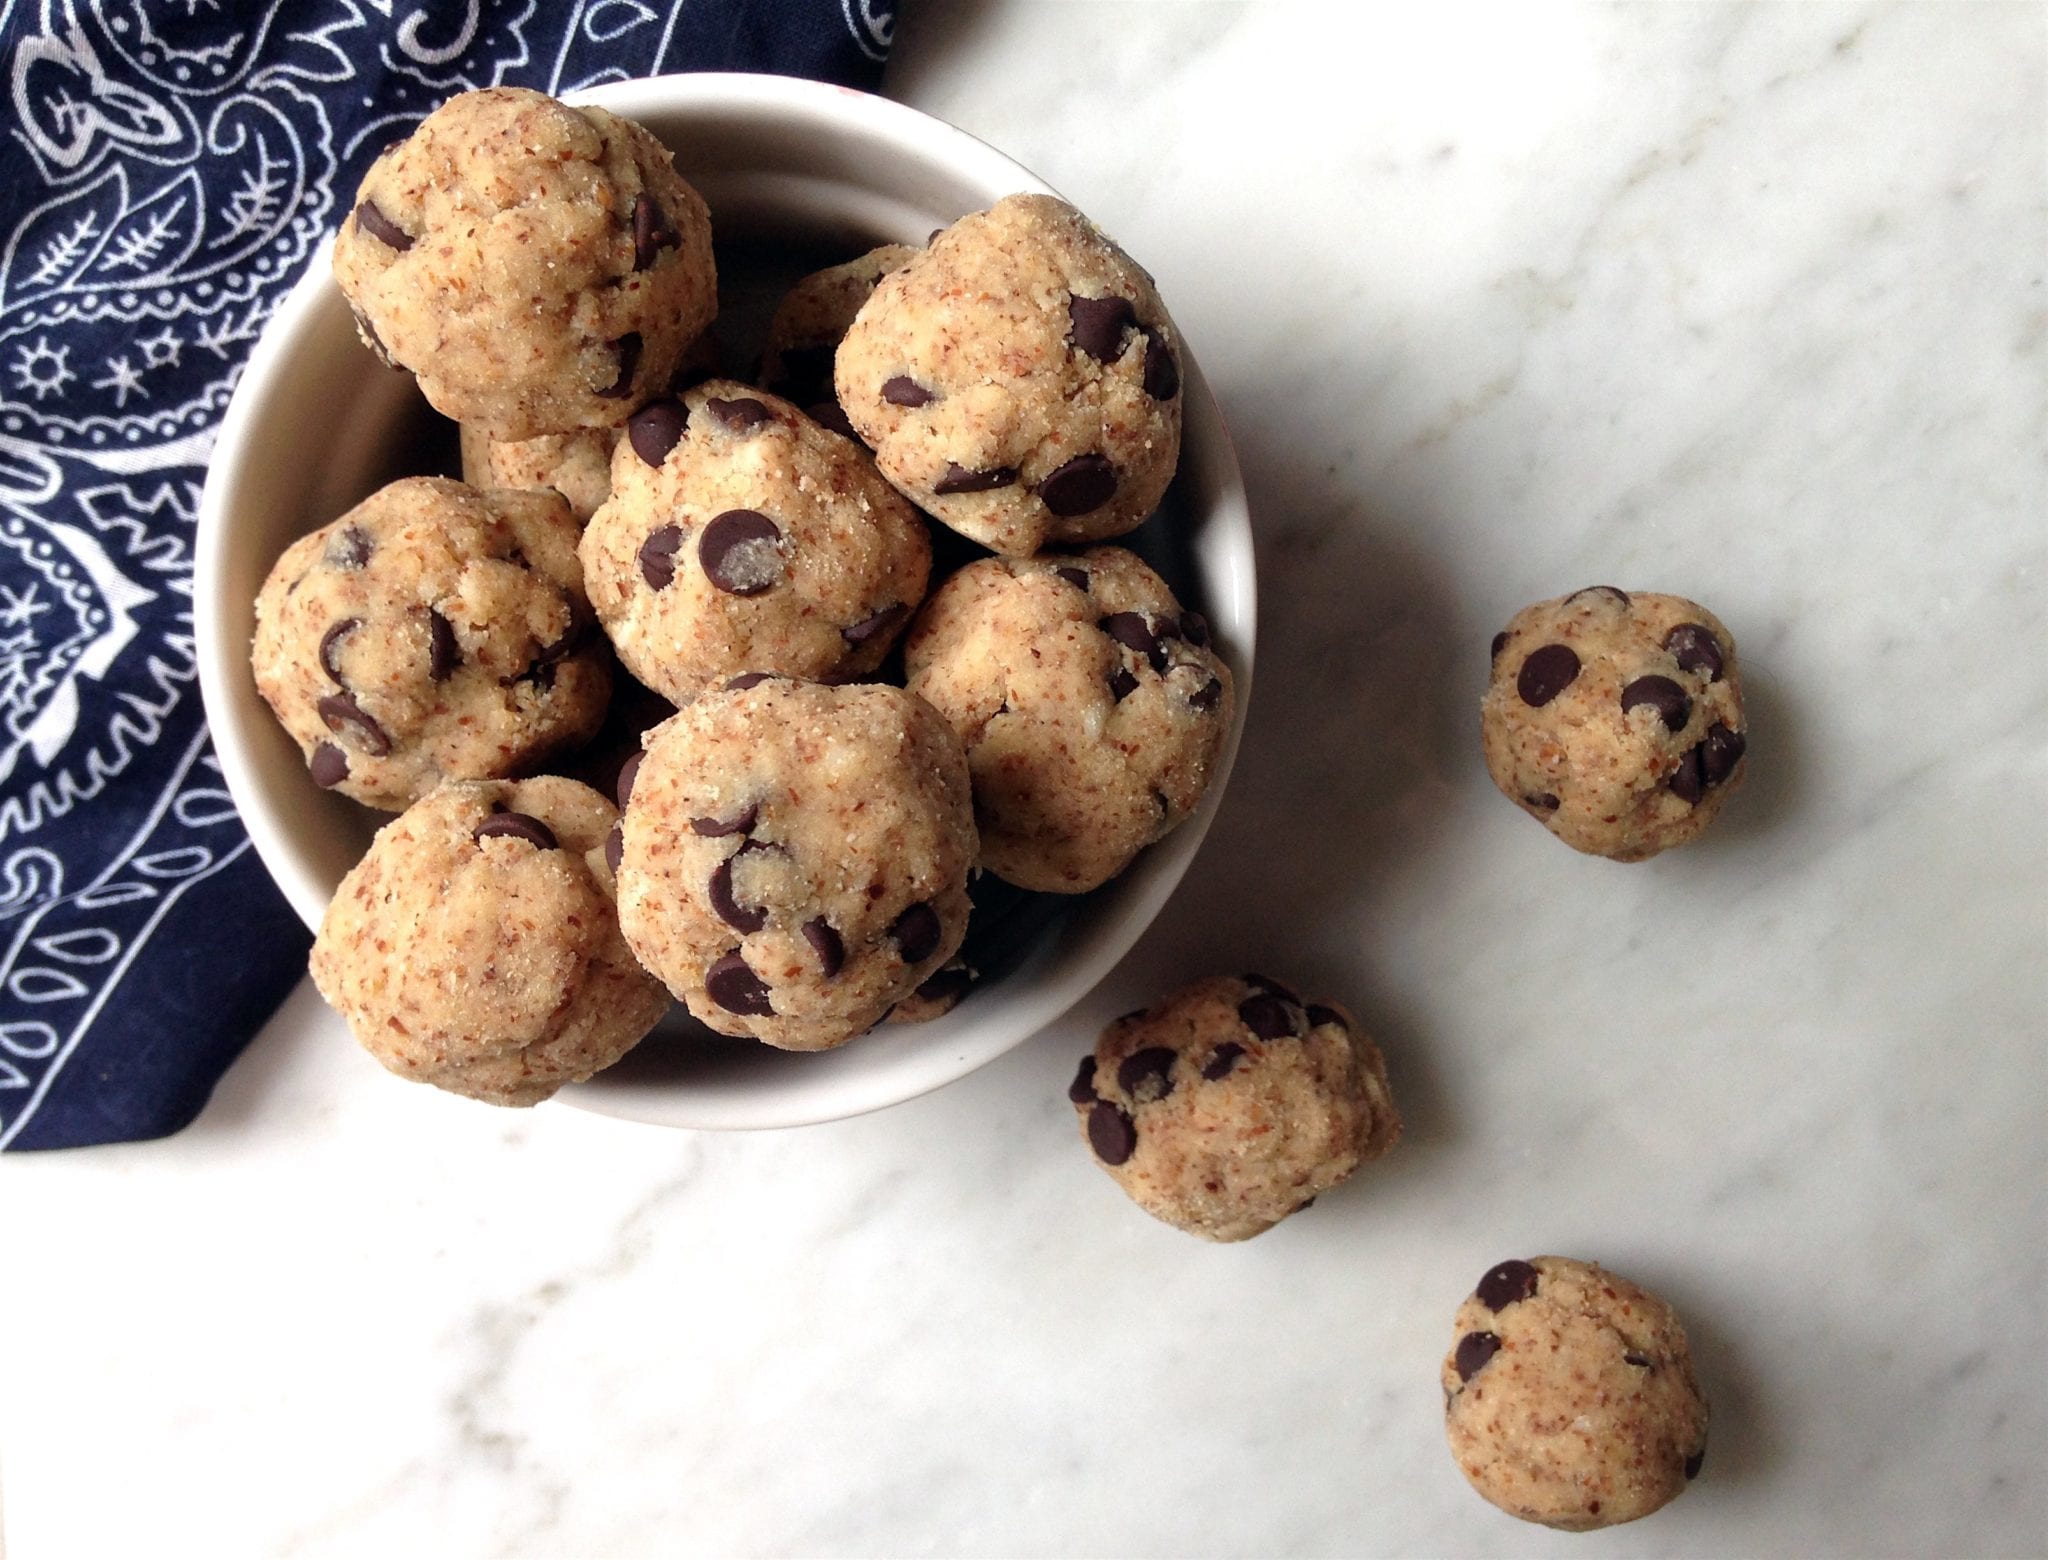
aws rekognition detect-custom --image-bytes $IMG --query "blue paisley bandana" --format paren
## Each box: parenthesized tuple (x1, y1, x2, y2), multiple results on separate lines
(0, 0, 895, 1150)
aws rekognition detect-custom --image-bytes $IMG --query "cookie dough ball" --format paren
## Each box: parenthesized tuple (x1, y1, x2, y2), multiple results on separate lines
(311, 777, 670, 1105)
(614, 678, 976, 1050)
(836, 195, 1182, 557)
(252, 477, 608, 809)
(905, 547, 1231, 892)
(759, 244, 919, 416)
(1443, 1256, 1709, 1530)
(1069, 975, 1400, 1242)
(580, 379, 931, 702)
(333, 86, 715, 440)
(460, 424, 620, 525)
(1482, 588, 1748, 861)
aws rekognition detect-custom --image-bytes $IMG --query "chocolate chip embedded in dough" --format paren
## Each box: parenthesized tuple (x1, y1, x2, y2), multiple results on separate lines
(317, 619, 358, 685)
(1201, 1042, 1244, 1081)
(473, 812, 558, 850)
(354, 199, 413, 252)
(1490, 630, 1508, 662)
(1068, 294, 1136, 362)
(708, 841, 771, 933)
(1304, 1004, 1346, 1030)
(604, 821, 623, 875)
(316, 692, 390, 756)
(631, 190, 680, 272)
(1623, 1351, 1655, 1369)
(1053, 566, 1090, 591)
(802, 918, 845, 978)
(1141, 327, 1179, 400)
(1187, 676, 1223, 712)
(889, 901, 942, 964)
(1087, 1100, 1137, 1165)
(1178, 611, 1210, 647)
(1237, 992, 1303, 1040)
(599, 332, 642, 399)
(841, 603, 907, 646)
(1037, 453, 1117, 518)
(1243, 973, 1302, 1003)
(309, 742, 349, 788)
(1684, 1446, 1706, 1480)
(1068, 1054, 1099, 1105)
(1516, 644, 1580, 706)
(914, 965, 972, 1005)
(1663, 622, 1726, 682)
(627, 397, 689, 467)
(1099, 612, 1160, 661)
(705, 951, 774, 1016)
(1702, 722, 1746, 786)
(1116, 1046, 1177, 1104)
(707, 396, 773, 433)
(698, 509, 784, 596)
(1107, 667, 1139, 702)
(723, 672, 778, 693)
(934, 463, 1017, 495)
(427, 609, 460, 682)
(1475, 1259, 1540, 1312)
(327, 525, 372, 570)
(881, 376, 934, 407)
(1668, 746, 1705, 805)
(689, 802, 759, 838)
(1621, 674, 1693, 733)
(638, 524, 684, 590)
(1454, 1331, 1503, 1382)
(614, 750, 644, 809)
(1526, 792, 1561, 812)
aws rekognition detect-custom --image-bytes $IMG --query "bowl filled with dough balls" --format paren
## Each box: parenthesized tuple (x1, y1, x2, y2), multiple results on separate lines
(197, 73, 1253, 1129)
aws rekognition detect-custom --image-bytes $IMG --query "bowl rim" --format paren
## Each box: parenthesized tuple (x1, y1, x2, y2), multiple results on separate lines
(195, 71, 1256, 1130)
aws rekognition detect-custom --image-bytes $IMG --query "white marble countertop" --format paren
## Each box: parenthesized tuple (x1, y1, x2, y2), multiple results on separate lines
(3, 4, 2043, 1556)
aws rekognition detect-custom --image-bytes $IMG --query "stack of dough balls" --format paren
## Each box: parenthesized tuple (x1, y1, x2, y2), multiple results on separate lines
(252, 86, 1232, 1102)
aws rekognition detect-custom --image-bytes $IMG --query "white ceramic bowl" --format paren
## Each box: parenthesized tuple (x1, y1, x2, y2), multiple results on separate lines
(196, 73, 1254, 1130)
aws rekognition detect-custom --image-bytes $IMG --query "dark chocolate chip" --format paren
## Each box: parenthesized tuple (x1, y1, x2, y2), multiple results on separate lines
(631, 190, 680, 271)
(1037, 453, 1117, 518)
(889, 901, 942, 964)
(473, 812, 558, 850)
(318, 619, 358, 685)
(723, 672, 778, 693)
(1053, 566, 1090, 591)
(1663, 622, 1725, 682)
(1201, 1042, 1244, 1081)
(803, 917, 845, 978)
(1243, 973, 1302, 1003)
(1178, 610, 1210, 647)
(1141, 328, 1179, 400)
(705, 951, 773, 1016)
(934, 463, 1017, 495)
(1476, 1259, 1540, 1312)
(638, 524, 683, 590)
(1526, 791, 1561, 811)
(1304, 1004, 1346, 1030)
(1669, 745, 1705, 805)
(1068, 1054, 1099, 1105)
(628, 398, 690, 467)
(708, 841, 770, 933)
(1237, 993, 1303, 1040)
(604, 821, 623, 875)
(699, 509, 784, 596)
(771, 344, 835, 402)
(690, 802, 758, 838)
(1621, 674, 1692, 732)
(1454, 1331, 1503, 1382)
(1107, 667, 1139, 702)
(1087, 1100, 1137, 1165)
(1702, 722, 1746, 786)
(614, 750, 644, 809)
(1517, 643, 1580, 706)
(316, 692, 390, 756)
(309, 742, 348, 788)
(1068, 294, 1136, 362)
(707, 396, 773, 432)
(1623, 1351, 1654, 1369)
(1566, 585, 1632, 607)
(914, 965, 972, 1005)
(1117, 1046, 1177, 1103)
(1685, 1446, 1706, 1480)
(427, 609, 460, 682)
(881, 375, 934, 407)
(354, 199, 413, 252)
(1187, 676, 1223, 712)
(1490, 630, 1508, 662)
(806, 399, 858, 439)
(599, 332, 642, 399)
(327, 525, 372, 570)
(842, 603, 907, 646)
(1099, 612, 1160, 661)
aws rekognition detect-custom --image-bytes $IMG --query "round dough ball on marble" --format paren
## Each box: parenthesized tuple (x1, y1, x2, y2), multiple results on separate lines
(759, 244, 920, 418)
(614, 678, 977, 1050)
(1482, 587, 1748, 861)
(251, 477, 608, 810)
(459, 423, 620, 525)
(310, 777, 670, 1105)
(332, 86, 715, 441)
(836, 194, 1183, 557)
(580, 379, 932, 703)
(1443, 1256, 1709, 1531)
(1069, 975, 1400, 1242)
(904, 547, 1231, 892)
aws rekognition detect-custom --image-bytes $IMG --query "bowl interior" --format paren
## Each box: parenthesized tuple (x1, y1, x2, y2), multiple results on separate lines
(196, 75, 1255, 1130)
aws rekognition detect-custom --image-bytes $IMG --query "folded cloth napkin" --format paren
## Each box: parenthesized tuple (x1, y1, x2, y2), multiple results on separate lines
(0, 0, 896, 1150)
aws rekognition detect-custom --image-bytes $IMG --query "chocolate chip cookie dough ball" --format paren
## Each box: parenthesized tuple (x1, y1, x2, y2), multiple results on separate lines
(1482, 588, 1748, 861)
(580, 380, 932, 703)
(1069, 975, 1400, 1242)
(333, 86, 716, 440)
(904, 548, 1231, 892)
(251, 477, 608, 810)
(759, 244, 919, 420)
(311, 777, 670, 1105)
(459, 424, 620, 525)
(614, 678, 977, 1050)
(1443, 1256, 1709, 1531)
(836, 195, 1182, 557)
